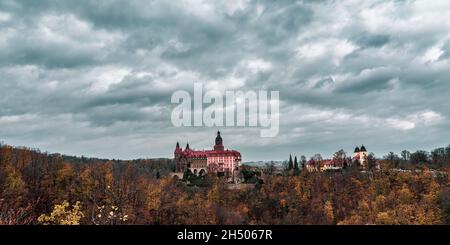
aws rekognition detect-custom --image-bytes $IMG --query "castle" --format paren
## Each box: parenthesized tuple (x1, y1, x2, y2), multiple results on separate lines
(174, 131, 241, 178)
(306, 145, 370, 172)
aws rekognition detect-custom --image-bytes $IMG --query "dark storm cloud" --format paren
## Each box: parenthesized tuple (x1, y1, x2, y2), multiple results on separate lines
(354, 33, 390, 48)
(335, 67, 398, 93)
(1, 0, 450, 160)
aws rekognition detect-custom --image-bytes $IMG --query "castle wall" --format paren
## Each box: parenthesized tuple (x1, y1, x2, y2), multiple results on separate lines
(207, 155, 236, 173)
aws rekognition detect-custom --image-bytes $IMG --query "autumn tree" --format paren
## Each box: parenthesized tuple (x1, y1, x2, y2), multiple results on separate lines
(401, 150, 410, 161)
(0, 142, 448, 225)
(445, 197, 450, 225)
(333, 149, 346, 167)
(1, 163, 26, 203)
(366, 153, 377, 171)
(264, 161, 276, 175)
(300, 155, 307, 170)
(38, 201, 84, 225)
(410, 150, 429, 166)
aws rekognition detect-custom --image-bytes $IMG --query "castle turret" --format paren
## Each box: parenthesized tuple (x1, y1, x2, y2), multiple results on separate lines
(353, 145, 368, 169)
(360, 145, 367, 152)
(174, 142, 183, 172)
(214, 131, 224, 151)
(175, 142, 182, 154)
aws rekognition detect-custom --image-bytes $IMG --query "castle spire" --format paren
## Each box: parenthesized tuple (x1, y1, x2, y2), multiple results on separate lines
(174, 141, 182, 154)
(214, 130, 224, 151)
(360, 145, 367, 152)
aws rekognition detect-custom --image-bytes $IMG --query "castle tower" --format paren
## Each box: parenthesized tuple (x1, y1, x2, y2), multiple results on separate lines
(359, 145, 368, 167)
(174, 142, 183, 172)
(214, 131, 224, 151)
(174, 142, 182, 157)
(360, 145, 367, 153)
(353, 145, 368, 168)
(353, 146, 360, 159)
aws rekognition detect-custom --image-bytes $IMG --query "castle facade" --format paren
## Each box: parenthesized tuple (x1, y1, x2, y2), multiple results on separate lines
(174, 131, 241, 177)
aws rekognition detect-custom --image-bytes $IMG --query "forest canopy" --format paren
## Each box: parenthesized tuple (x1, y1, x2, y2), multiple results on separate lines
(0, 143, 449, 225)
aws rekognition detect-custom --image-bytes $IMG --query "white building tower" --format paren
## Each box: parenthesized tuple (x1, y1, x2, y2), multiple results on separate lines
(354, 145, 368, 168)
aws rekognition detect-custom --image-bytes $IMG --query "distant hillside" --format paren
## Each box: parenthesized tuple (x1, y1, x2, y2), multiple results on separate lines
(242, 161, 284, 167)
(0, 142, 175, 177)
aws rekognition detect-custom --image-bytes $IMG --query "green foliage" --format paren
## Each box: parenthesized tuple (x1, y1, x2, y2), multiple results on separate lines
(245, 175, 260, 184)
(241, 169, 261, 183)
(288, 154, 294, 170)
(183, 169, 194, 181)
(187, 175, 211, 187)
(294, 156, 299, 171)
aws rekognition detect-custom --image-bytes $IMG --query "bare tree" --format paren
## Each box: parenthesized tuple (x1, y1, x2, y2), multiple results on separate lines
(401, 150, 410, 161)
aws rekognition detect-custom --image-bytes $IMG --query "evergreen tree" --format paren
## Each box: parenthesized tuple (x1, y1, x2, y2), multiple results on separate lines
(288, 154, 294, 170)
(294, 156, 299, 170)
(294, 156, 300, 176)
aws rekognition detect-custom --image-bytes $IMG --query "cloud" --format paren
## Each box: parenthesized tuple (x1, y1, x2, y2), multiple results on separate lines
(354, 33, 390, 48)
(0, 0, 450, 160)
(385, 119, 416, 131)
(0, 13, 123, 68)
(334, 66, 399, 93)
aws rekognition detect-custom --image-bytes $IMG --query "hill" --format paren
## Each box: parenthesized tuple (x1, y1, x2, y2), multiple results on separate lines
(0, 142, 449, 225)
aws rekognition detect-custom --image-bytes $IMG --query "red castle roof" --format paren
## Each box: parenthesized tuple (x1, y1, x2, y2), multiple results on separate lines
(181, 148, 241, 158)
(175, 131, 241, 158)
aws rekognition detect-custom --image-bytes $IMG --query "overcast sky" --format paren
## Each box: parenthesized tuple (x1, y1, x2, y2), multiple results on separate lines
(1, 0, 450, 161)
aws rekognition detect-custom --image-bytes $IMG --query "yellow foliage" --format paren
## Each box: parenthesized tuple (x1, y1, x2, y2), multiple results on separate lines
(374, 195, 386, 212)
(397, 184, 413, 204)
(375, 212, 396, 225)
(38, 201, 84, 225)
(338, 213, 363, 225)
(2, 164, 26, 200)
(324, 200, 334, 224)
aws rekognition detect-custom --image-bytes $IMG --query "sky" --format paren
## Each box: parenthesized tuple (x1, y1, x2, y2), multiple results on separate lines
(1, 0, 450, 161)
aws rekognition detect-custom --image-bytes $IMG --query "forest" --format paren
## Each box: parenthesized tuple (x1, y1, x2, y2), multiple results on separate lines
(0, 142, 449, 225)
